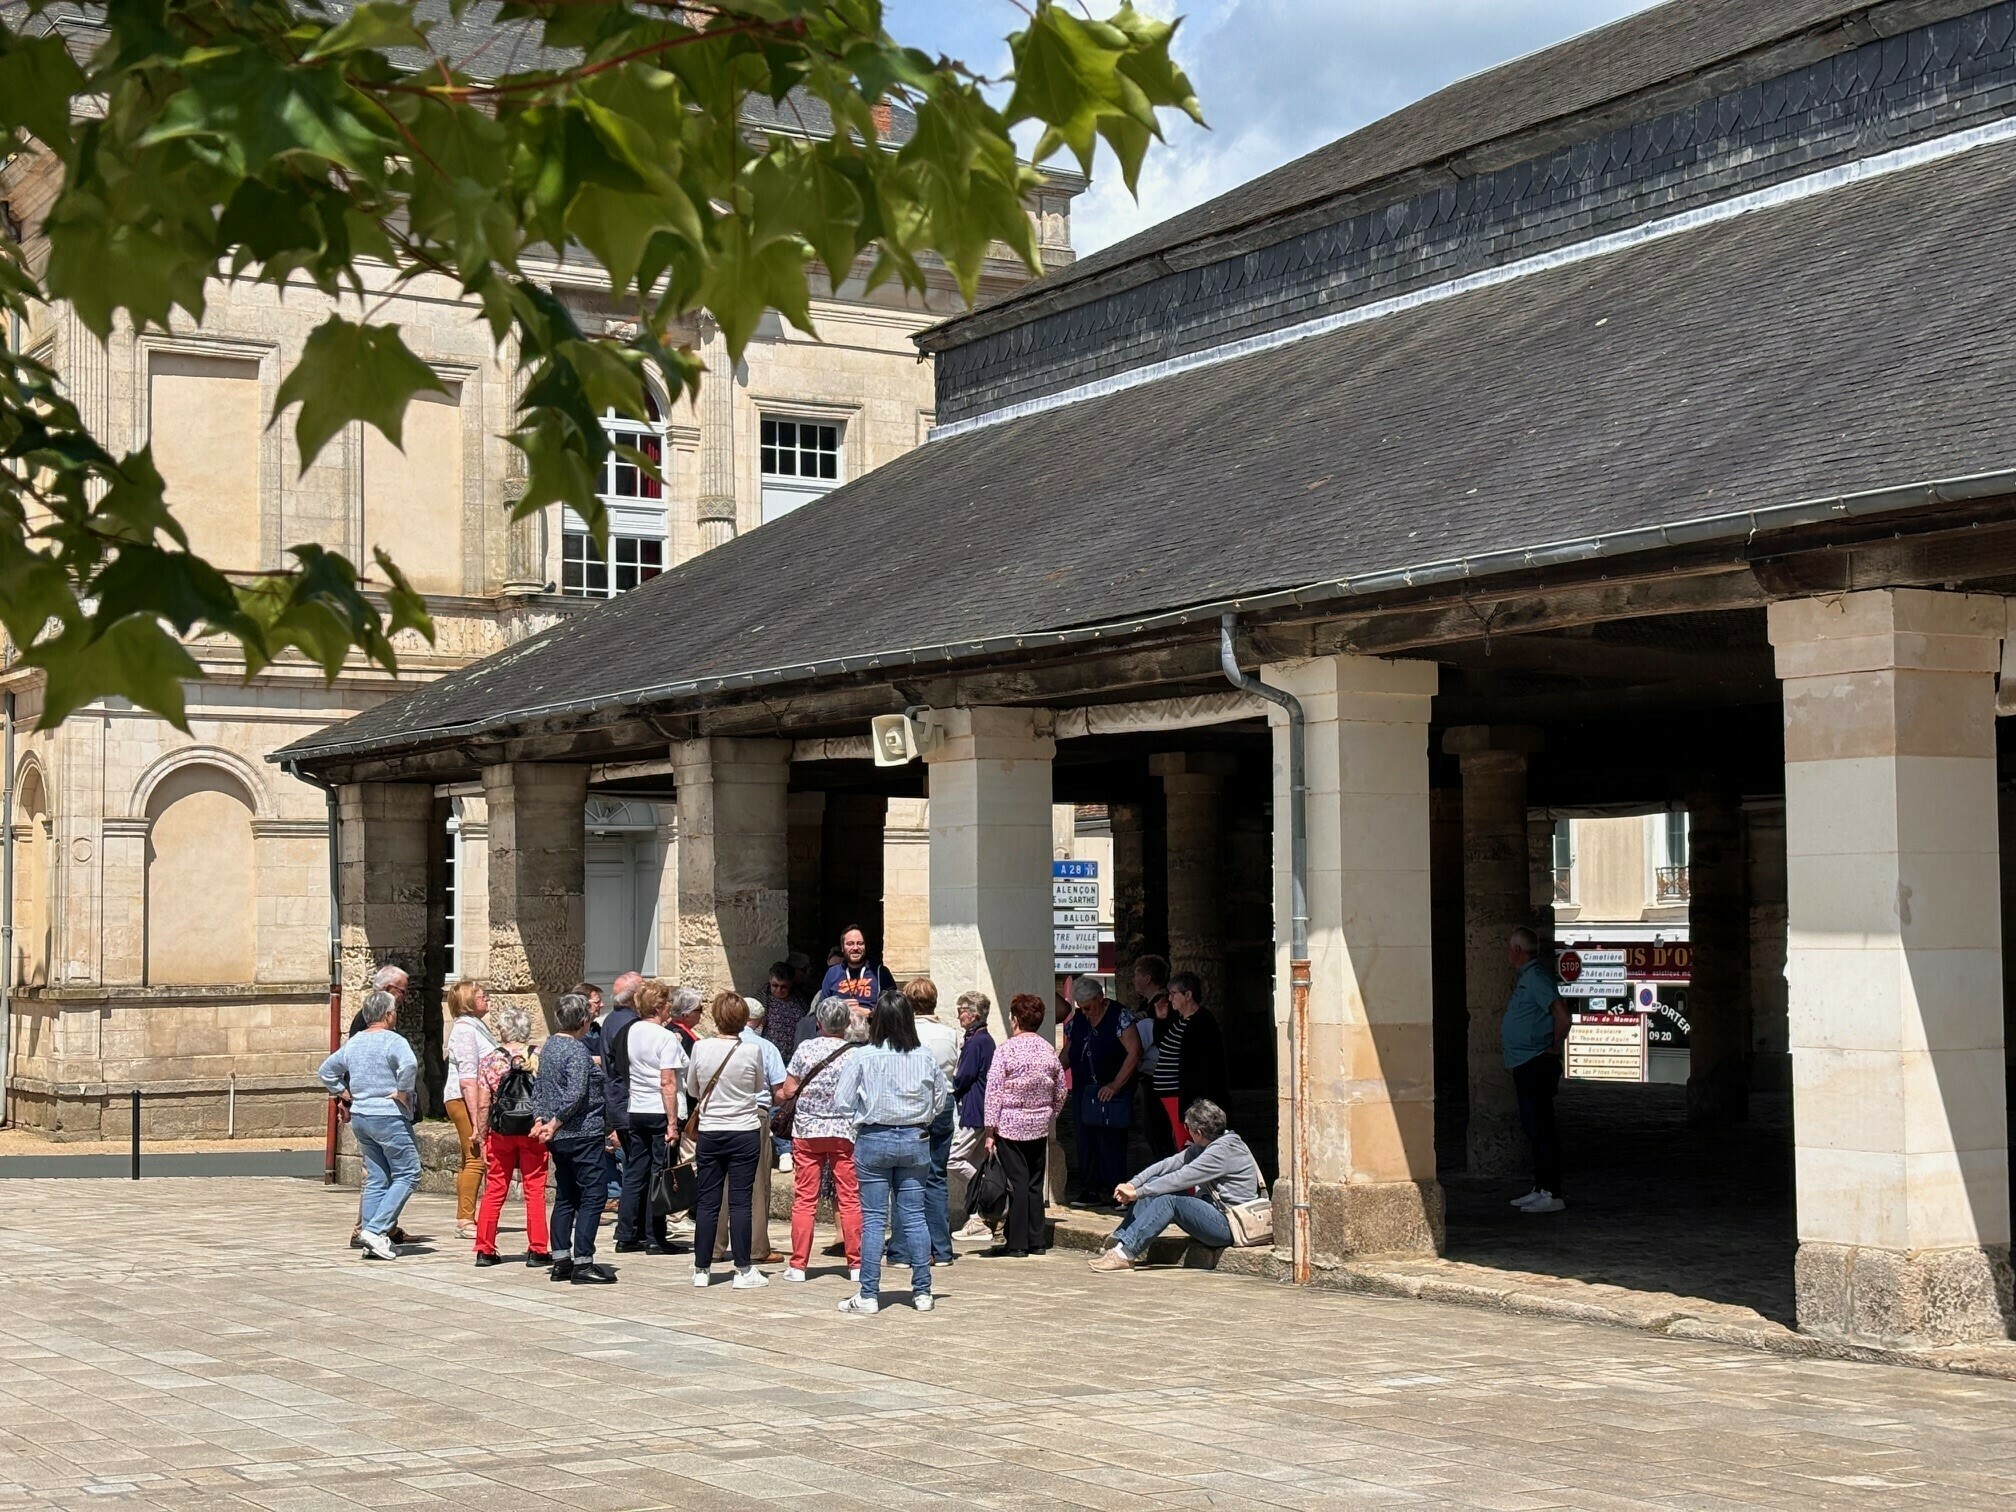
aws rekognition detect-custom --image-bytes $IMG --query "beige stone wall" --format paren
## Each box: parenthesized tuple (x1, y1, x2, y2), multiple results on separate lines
(0, 152, 1076, 1138)
(1567, 815, 1652, 923)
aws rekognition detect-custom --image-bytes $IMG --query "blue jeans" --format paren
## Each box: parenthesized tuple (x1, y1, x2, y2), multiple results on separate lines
(923, 1106, 955, 1262)
(352, 1114, 420, 1237)
(854, 1125, 932, 1301)
(1112, 1192, 1232, 1259)
(550, 1137, 607, 1262)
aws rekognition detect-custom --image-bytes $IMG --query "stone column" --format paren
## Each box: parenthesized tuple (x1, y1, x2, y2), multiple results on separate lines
(454, 796, 491, 983)
(695, 320, 737, 553)
(924, 709, 1054, 1020)
(1109, 799, 1149, 1003)
(822, 792, 889, 958)
(1442, 725, 1543, 1178)
(1266, 655, 1442, 1261)
(672, 738, 789, 997)
(1769, 588, 2013, 1346)
(336, 782, 432, 1041)
(1150, 752, 1236, 1011)
(482, 763, 588, 1024)
(881, 798, 932, 980)
(1745, 798, 1789, 1091)
(1685, 789, 1750, 1123)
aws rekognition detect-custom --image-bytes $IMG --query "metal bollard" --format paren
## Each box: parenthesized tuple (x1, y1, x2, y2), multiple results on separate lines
(130, 1088, 140, 1180)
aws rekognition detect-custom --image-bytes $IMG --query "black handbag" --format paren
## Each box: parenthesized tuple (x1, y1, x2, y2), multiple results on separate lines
(650, 1158, 696, 1220)
(969, 1151, 1011, 1220)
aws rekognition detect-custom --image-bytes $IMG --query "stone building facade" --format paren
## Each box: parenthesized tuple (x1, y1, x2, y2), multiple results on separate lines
(0, 60, 1082, 1137)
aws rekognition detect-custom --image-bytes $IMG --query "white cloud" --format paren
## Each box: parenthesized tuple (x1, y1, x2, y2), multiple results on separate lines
(1069, 0, 1661, 254)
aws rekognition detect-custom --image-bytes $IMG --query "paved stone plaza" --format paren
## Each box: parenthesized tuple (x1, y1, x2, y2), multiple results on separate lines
(1, 1180, 2014, 1509)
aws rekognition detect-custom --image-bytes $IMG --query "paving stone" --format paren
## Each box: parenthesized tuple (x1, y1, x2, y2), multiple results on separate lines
(2, 1179, 2016, 1506)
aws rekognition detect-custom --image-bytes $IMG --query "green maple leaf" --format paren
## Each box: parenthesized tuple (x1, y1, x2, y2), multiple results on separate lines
(273, 316, 448, 468)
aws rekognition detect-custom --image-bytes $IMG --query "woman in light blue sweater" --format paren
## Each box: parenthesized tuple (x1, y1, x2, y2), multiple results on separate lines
(318, 991, 419, 1261)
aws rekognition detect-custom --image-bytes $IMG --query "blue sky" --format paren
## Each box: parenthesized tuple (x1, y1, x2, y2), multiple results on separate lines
(882, 1, 1663, 254)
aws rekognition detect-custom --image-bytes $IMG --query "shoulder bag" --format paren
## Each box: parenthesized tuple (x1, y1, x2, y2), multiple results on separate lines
(770, 1040, 854, 1140)
(1219, 1151, 1274, 1248)
(650, 1044, 740, 1221)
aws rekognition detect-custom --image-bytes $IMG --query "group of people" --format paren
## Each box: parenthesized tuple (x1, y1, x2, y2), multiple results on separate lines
(315, 930, 1264, 1309)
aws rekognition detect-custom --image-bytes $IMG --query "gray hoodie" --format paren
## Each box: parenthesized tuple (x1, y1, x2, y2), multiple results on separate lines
(1129, 1131, 1262, 1204)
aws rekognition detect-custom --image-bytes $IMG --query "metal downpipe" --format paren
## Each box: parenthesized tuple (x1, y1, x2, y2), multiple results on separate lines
(284, 762, 344, 1185)
(1219, 614, 1312, 1285)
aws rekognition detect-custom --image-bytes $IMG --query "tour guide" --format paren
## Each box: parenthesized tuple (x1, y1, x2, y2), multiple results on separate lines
(1503, 926, 1571, 1215)
(819, 926, 898, 1004)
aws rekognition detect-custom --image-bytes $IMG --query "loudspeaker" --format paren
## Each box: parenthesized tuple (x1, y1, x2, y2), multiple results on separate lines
(871, 713, 921, 767)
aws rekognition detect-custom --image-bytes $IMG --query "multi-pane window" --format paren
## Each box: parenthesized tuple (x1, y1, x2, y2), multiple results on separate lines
(442, 816, 458, 981)
(561, 391, 669, 598)
(759, 415, 843, 524)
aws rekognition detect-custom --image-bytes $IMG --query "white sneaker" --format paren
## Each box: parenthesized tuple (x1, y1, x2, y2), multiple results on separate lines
(732, 1267, 768, 1290)
(849, 1267, 861, 1283)
(836, 1293, 879, 1315)
(1511, 1189, 1546, 1209)
(691, 1268, 712, 1288)
(914, 1292, 935, 1312)
(955, 1216, 993, 1241)
(358, 1229, 396, 1261)
(781, 1267, 807, 1283)
(1523, 1194, 1567, 1214)
(777, 1153, 793, 1173)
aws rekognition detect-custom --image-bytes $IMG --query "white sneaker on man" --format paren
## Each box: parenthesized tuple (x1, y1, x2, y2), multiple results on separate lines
(1510, 1189, 1547, 1209)
(691, 1268, 712, 1288)
(358, 1229, 396, 1261)
(731, 1267, 768, 1290)
(955, 1216, 993, 1241)
(914, 1293, 935, 1312)
(1522, 1193, 1567, 1214)
(837, 1293, 879, 1316)
(781, 1267, 808, 1283)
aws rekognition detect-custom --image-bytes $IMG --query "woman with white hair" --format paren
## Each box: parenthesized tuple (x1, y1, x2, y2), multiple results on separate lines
(472, 1002, 550, 1268)
(778, 996, 863, 1282)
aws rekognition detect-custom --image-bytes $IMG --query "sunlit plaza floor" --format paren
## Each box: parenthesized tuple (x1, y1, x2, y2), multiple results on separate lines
(0, 1174, 2013, 1508)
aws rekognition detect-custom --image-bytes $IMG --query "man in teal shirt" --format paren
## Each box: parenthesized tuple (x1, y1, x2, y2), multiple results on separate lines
(1503, 926, 1570, 1214)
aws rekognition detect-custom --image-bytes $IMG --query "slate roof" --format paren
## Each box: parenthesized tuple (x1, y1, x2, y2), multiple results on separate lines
(927, 0, 1912, 346)
(279, 130, 2016, 765)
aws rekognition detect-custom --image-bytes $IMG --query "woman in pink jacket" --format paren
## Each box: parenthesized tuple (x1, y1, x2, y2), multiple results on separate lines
(982, 993, 1068, 1258)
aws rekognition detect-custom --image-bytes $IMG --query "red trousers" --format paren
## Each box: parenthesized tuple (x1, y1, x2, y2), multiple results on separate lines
(1161, 1095, 1191, 1150)
(476, 1131, 550, 1255)
(789, 1136, 862, 1270)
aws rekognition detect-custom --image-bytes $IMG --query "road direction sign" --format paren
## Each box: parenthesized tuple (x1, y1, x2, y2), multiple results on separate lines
(1054, 908, 1100, 928)
(1053, 860, 1098, 878)
(1054, 956, 1100, 974)
(1053, 881, 1099, 908)
(1053, 928, 1100, 953)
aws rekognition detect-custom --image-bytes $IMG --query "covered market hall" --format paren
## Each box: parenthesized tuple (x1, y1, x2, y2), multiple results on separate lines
(281, 0, 2016, 1348)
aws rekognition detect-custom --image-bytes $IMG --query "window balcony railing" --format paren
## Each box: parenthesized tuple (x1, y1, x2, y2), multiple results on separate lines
(1551, 865, 1573, 905)
(1654, 864, 1691, 904)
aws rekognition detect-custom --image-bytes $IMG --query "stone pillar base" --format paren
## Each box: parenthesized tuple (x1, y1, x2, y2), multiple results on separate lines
(1288, 1179, 1445, 1262)
(1796, 1241, 2014, 1347)
(1465, 1109, 1525, 1179)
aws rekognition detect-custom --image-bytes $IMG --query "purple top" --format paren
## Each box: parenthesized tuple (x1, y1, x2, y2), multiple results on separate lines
(983, 1031, 1067, 1141)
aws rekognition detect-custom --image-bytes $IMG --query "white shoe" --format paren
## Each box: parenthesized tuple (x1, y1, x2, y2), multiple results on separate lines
(732, 1267, 768, 1290)
(849, 1267, 861, 1283)
(1523, 1194, 1567, 1214)
(691, 1268, 712, 1288)
(1511, 1189, 1546, 1209)
(777, 1153, 793, 1173)
(781, 1267, 807, 1283)
(836, 1293, 879, 1315)
(358, 1229, 396, 1261)
(955, 1217, 993, 1241)
(914, 1292, 935, 1312)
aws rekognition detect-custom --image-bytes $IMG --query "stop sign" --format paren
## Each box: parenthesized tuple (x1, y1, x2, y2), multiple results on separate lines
(1557, 949, 1583, 984)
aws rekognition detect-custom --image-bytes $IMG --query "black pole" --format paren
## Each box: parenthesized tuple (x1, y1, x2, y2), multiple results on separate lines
(130, 1089, 139, 1180)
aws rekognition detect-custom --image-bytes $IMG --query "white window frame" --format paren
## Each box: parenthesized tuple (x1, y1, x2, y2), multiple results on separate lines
(560, 398, 670, 598)
(759, 412, 844, 524)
